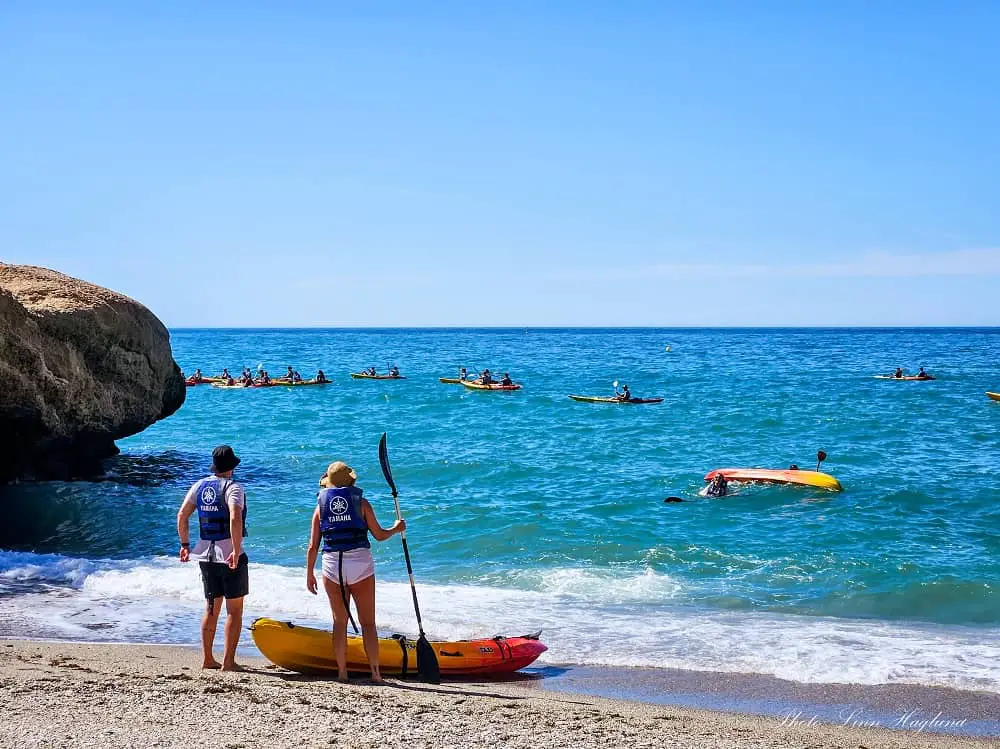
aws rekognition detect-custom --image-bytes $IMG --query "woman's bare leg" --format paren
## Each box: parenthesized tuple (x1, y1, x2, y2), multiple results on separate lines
(349, 574, 381, 682)
(323, 576, 350, 681)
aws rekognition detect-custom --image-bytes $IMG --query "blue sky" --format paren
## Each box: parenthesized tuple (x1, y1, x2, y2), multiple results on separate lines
(2, 2, 998, 326)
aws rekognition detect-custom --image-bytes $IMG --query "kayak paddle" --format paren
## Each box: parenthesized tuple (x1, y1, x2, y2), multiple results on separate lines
(816, 450, 827, 472)
(377, 432, 440, 684)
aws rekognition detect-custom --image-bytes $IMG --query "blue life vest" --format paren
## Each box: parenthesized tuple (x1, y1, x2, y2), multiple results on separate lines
(195, 477, 248, 541)
(318, 486, 370, 552)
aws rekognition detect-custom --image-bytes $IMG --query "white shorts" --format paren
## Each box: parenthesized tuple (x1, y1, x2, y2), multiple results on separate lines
(322, 548, 375, 587)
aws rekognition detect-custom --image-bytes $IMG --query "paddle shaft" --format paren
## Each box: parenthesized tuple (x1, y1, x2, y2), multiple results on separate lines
(390, 490, 427, 637)
(378, 434, 428, 638)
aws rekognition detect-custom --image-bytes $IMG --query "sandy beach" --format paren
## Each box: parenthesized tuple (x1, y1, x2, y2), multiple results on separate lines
(1, 640, 996, 749)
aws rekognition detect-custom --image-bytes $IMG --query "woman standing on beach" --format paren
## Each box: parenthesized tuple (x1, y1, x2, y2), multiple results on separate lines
(305, 461, 405, 683)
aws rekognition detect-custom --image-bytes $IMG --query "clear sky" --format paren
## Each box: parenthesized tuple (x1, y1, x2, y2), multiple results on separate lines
(2, 2, 998, 327)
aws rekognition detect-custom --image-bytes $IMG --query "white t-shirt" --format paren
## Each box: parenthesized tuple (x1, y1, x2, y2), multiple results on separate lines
(183, 477, 246, 563)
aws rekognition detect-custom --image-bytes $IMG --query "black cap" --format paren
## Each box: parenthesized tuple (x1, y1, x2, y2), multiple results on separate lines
(210, 445, 241, 474)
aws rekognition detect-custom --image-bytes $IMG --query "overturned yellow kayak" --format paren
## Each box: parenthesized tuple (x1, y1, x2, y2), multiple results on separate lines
(705, 468, 843, 491)
(250, 618, 546, 678)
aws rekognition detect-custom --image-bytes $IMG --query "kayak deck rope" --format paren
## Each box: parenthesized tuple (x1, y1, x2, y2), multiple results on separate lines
(391, 634, 409, 676)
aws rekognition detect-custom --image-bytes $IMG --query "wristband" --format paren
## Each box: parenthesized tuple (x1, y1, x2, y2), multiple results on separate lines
(181, 542, 190, 548)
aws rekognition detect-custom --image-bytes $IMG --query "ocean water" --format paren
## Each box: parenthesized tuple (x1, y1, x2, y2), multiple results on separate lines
(2, 328, 999, 691)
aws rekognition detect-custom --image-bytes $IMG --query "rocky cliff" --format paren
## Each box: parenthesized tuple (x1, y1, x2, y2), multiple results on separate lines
(0, 264, 185, 481)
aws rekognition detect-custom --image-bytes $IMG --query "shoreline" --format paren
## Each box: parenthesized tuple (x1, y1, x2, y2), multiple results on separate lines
(1, 640, 996, 748)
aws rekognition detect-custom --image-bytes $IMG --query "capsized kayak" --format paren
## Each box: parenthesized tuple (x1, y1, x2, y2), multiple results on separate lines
(873, 375, 936, 381)
(568, 395, 663, 404)
(705, 468, 843, 492)
(988, 392, 1000, 402)
(250, 618, 546, 677)
(460, 380, 521, 391)
(351, 373, 406, 380)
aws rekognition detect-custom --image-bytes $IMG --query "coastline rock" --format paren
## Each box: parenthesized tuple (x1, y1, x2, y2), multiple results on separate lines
(0, 264, 185, 482)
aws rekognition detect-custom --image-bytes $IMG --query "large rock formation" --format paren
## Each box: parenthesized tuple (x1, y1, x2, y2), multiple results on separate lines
(0, 264, 185, 481)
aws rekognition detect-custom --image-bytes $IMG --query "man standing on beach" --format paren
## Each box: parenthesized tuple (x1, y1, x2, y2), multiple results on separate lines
(176, 445, 248, 670)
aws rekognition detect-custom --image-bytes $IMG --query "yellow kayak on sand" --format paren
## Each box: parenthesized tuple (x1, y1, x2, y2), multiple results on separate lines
(250, 618, 547, 678)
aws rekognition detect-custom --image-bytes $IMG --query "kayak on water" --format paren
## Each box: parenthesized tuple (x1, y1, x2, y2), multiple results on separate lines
(211, 379, 330, 389)
(873, 375, 936, 381)
(185, 376, 224, 386)
(568, 395, 663, 405)
(250, 618, 547, 678)
(439, 377, 464, 384)
(351, 373, 407, 380)
(460, 380, 522, 391)
(264, 379, 330, 387)
(704, 468, 843, 492)
(988, 392, 1000, 402)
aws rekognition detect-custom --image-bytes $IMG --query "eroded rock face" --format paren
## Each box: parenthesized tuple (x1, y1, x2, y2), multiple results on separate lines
(0, 264, 185, 481)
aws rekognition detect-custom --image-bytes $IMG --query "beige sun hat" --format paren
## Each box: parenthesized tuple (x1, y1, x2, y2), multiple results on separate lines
(319, 461, 357, 488)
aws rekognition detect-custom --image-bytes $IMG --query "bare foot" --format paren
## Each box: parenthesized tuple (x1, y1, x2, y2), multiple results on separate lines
(221, 662, 243, 672)
(337, 673, 350, 683)
(202, 660, 222, 670)
(369, 673, 384, 685)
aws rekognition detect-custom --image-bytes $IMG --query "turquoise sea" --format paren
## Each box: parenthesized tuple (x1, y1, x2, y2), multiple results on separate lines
(2, 328, 999, 691)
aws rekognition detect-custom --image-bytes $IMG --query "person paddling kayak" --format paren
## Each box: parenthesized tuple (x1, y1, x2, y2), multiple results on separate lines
(893, 367, 904, 379)
(501, 373, 514, 387)
(315, 369, 329, 383)
(305, 461, 406, 684)
(615, 384, 632, 402)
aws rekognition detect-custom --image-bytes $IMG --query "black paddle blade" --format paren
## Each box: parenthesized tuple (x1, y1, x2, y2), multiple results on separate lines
(378, 432, 398, 496)
(817, 450, 828, 462)
(416, 634, 440, 684)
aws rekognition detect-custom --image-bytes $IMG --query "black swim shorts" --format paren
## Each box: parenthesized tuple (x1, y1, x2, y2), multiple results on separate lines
(199, 554, 249, 601)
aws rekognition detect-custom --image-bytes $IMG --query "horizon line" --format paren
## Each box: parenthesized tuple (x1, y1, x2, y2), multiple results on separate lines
(167, 324, 1000, 331)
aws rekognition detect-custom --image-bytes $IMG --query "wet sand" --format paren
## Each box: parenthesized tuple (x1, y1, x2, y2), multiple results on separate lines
(1, 640, 997, 748)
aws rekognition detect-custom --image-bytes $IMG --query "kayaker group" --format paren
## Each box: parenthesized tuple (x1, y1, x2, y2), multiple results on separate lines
(185, 365, 331, 387)
(177, 444, 405, 681)
(888, 367, 935, 380)
(460, 368, 514, 387)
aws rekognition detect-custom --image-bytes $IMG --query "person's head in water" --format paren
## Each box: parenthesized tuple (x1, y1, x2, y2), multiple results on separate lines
(788, 464, 799, 470)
